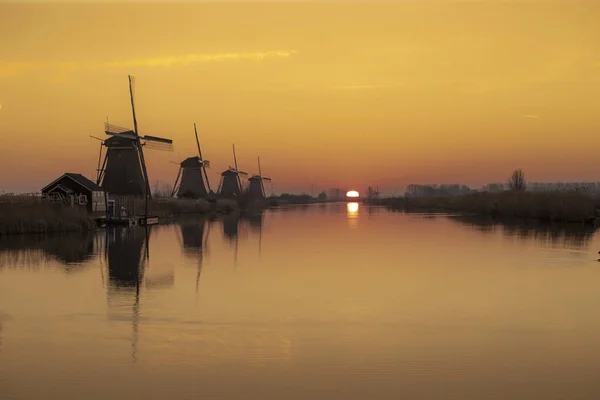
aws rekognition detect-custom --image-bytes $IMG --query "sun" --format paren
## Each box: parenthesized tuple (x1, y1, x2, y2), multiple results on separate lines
(346, 190, 359, 198)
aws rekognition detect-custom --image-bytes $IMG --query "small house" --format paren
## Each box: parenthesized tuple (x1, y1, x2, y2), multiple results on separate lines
(41, 172, 106, 217)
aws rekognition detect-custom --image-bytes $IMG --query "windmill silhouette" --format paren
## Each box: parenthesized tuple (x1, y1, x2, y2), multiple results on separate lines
(247, 156, 272, 200)
(95, 76, 173, 202)
(217, 144, 248, 198)
(171, 123, 212, 199)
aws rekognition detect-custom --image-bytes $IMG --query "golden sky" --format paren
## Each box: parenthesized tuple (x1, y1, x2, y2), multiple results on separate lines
(1, 1, 599, 194)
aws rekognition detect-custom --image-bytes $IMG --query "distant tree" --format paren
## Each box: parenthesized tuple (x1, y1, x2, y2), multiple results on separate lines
(508, 169, 526, 191)
(317, 191, 327, 201)
(367, 186, 375, 199)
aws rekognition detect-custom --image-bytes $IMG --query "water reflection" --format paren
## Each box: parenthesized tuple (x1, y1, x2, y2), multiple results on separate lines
(106, 227, 147, 288)
(347, 202, 359, 228)
(449, 214, 598, 248)
(177, 219, 210, 292)
(242, 210, 265, 257)
(0, 231, 100, 270)
(104, 227, 150, 364)
(178, 219, 208, 255)
(5, 207, 600, 398)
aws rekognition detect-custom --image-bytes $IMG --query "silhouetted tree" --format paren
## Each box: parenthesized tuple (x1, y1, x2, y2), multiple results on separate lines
(317, 191, 327, 201)
(508, 169, 526, 191)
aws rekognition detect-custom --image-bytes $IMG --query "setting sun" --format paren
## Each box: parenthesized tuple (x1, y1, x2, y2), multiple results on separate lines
(346, 190, 359, 198)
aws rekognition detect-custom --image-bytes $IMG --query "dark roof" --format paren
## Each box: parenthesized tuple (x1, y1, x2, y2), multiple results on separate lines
(65, 173, 103, 191)
(181, 156, 202, 168)
(41, 173, 103, 193)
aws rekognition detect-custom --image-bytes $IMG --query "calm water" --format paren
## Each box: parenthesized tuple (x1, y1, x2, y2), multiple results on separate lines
(2, 203, 600, 399)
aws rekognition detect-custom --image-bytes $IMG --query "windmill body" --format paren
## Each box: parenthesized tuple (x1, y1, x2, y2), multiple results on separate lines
(218, 168, 243, 198)
(248, 175, 266, 199)
(172, 123, 211, 199)
(176, 157, 209, 198)
(247, 156, 272, 200)
(217, 144, 247, 199)
(101, 135, 147, 196)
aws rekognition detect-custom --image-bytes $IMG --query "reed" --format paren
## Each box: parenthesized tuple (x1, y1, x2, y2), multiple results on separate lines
(0, 195, 94, 236)
(382, 190, 598, 223)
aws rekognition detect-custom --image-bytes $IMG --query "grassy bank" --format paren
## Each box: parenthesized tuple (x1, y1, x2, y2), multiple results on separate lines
(0, 195, 240, 236)
(0, 195, 95, 236)
(378, 191, 598, 223)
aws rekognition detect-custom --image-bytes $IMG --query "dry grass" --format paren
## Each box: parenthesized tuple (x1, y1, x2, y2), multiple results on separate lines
(0, 195, 95, 236)
(383, 191, 598, 223)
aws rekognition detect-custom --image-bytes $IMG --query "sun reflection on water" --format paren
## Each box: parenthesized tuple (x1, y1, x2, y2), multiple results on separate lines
(347, 202, 359, 228)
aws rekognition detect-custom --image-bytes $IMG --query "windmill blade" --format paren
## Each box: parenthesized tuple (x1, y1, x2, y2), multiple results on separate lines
(142, 135, 173, 144)
(141, 135, 173, 151)
(262, 177, 272, 181)
(129, 75, 139, 136)
(171, 167, 182, 197)
(169, 161, 180, 165)
(202, 160, 210, 169)
(90, 135, 105, 142)
(96, 142, 104, 183)
(106, 132, 138, 141)
(194, 123, 203, 160)
(105, 122, 134, 135)
(142, 139, 174, 152)
(238, 171, 249, 177)
(232, 144, 241, 172)
(258, 156, 262, 177)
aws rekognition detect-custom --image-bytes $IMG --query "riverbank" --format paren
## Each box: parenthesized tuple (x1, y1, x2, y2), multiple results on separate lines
(373, 191, 598, 224)
(0, 196, 241, 236)
(0, 196, 95, 236)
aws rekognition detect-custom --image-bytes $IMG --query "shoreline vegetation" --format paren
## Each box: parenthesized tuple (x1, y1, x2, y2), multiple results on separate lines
(4, 167, 600, 236)
(369, 190, 598, 225)
(0, 196, 241, 236)
(367, 170, 600, 226)
(0, 192, 331, 236)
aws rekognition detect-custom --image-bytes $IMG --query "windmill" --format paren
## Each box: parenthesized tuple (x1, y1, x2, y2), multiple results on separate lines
(97, 75, 173, 202)
(171, 123, 212, 199)
(247, 156, 272, 200)
(217, 144, 248, 198)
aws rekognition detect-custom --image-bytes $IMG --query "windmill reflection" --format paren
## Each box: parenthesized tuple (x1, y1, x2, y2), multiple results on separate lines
(222, 213, 241, 266)
(177, 218, 211, 292)
(106, 227, 147, 287)
(242, 210, 264, 258)
(105, 226, 150, 363)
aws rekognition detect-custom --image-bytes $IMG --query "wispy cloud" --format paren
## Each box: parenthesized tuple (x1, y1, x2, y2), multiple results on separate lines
(101, 50, 298, 69)
(332, 84, 400, 90)
(0, 50, 298, 78)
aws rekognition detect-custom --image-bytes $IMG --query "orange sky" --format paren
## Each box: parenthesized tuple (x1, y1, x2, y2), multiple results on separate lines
(1, 1, 599, 194)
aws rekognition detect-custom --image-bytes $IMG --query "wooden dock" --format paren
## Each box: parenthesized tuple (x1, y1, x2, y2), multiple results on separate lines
(96, 215, 159, 227)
